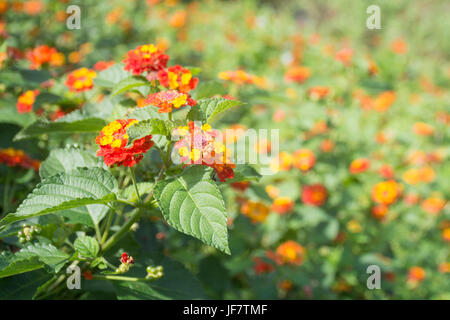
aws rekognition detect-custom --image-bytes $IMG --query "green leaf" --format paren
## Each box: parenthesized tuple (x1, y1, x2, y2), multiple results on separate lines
(126, 119, 173, 146)
(154, 166, 230, 254)
(94, 63, 131, 88)
(39, 148, 105, 179)
(14, 117, 106, 140)
(74, 235, 100, 259)
(188, 97, 242, 123)
(225, 164, 261, 183)
(192, 80, 226, 99)
(112, 76, 149, 96)
(128, 105, 168, 121)
(20, 243, 70, 273)
(0, 167, 118, 230)
(0, 251, 43, 278)
(0, 269, 52, 299)
(120, 182, 153, 203)
(0, 103, 36, 127)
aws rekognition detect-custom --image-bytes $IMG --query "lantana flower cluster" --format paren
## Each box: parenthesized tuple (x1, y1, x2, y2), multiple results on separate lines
(123, 44, 169, 75)
(145, 89, 196, 113)
(16, 89, 39, 113)
(0, 148, 40, 171)
(65, 67, 97, 92)
(95, 119, 154, 167)
(26, 45, 65, 69)
(173, 121, 236, 182)
(123, 44, 199, 113)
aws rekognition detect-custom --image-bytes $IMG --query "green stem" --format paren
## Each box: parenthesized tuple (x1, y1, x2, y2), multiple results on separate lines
(102, 166, 167, 252)
(129, 167, 141, 204)
(101, 211, 115, 245)
(2, 168, 12, 216)
(102, 208, 142, 252)
(92, 275, 156, 282)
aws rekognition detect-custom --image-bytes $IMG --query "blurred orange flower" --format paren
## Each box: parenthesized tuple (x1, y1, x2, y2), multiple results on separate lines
(241, 200, 270, 223)
(349, 158, 370, 174)
(271, 197, 294, 215)
(371, 180, 401, 205)
(292, 149, 316, 172)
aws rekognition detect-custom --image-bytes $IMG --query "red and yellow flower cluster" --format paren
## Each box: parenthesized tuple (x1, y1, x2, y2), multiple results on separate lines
(241, 200, 270, 223)
(157, 65, 198, 93)
(65, 67, 97, 92)
(270, 149, 316, 173)
(123, 44, 169, 75)
(267, 240, 306, 266)
(95, 119, 154, 167)
(218, 70, 267, 88)
(0, 148, 40, 171)
(371, 180, 402, 206)
(26, 45, 64, 69)
(145, 90, 196, 113)
(173, 121, 235, 182)
(16, 90, 39, 113)
(302, 184, 328, 206)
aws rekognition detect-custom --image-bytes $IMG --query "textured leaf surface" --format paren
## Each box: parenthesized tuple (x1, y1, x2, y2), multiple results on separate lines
(225, 164, 261, 183)
(21, 243, 70, 273)
(74, 235, 100, 259)
(39, 148, 105, 179)
(0, 251, 43, 278)
(14, 117, 106, 140)
(154, 166, 230, 254)
(94, 63, 131, 88)
(0, 167, 118, 229)
(126, 119, 173, 146)
(112, 77, 149, 96)
(188, 97, 242, 123)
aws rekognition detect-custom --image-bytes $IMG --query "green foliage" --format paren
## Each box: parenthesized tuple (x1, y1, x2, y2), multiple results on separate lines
(74, 236, 100, 260)
(154, 166, 230, 254)
(0, 167, 118, 229)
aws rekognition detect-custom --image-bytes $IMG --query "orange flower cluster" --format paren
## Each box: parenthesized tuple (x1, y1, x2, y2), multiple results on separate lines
(442, 227, 450, 242)
(334, 48, 353, 66)
(16, 90, 39, 113)
(270, 240, 305, 266)
(123, 44, 169, 75)
(407, 266, 426, 284)
(421, 197, 446, 215)
(354, 90, 396, 112)
(95, 119, 154, 167)
(271, 197, 294, 215)
(0, 148, 40, 171)
(173, 121, 235, 182)
(371, 180, 402, 205)
(26, 45, 64, 69)
(269, 149, 316, 173)
(241, 200, 270, 223)
(402, 166, 435, 185)
(145, 90, 196, 113)
(413, 122, 434, 136)
(308, 86, 330, 100)
(218, 70, 266, 87)
(157, 65, 198, 93)
(302, 184, 328, 206)
(93, 60, 114, 71)
(65, 67, 96, 92)
(371, 204, 389, 220)
(349, 158, 370, 174)
(284, 65, 311, 83)
(292, 149, 316, 171)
